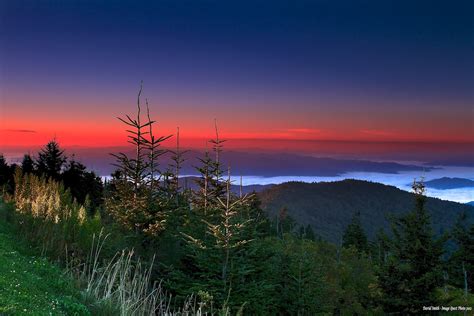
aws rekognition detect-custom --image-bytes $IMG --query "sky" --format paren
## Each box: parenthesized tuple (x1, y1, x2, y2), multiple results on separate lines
(1, 0, 473, 150)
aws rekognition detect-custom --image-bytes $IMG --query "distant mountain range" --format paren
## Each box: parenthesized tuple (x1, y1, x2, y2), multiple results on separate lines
(257, 180, 474, 243)
(467, 201, 474, 206)
(422, 177, 474, 190)
(58, 148, 429, 177)
(178, 177, 274, 195)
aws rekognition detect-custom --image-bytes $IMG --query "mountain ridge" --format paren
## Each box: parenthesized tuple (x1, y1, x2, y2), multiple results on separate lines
(257, 179, 474, 243)
(423, 177, 474, 189)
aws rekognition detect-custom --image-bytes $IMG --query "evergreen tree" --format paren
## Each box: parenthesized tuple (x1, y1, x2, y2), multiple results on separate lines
(305, 224, 316, 241)
(21, 154, 35, 174)
(193, 148, 212, 212)
(107, 83, 171, 236)
(0, 154, 14, 194)
(0, 155, 9, 185)
(379, 179, 444, 314)
(342, 211, 368, 253)
(36, 140, 67, 179)
(181, 168, 256, 310)
(208, 120, 226, 200)
(192, 121, 226, 214)
(372, 228, 390, 267)
(62, 157, 103, 214)
(276, 206, 296, 238)
(449, 212, 474, 293)
(168, 127, 187, 196)
(144, 98, 171, 194)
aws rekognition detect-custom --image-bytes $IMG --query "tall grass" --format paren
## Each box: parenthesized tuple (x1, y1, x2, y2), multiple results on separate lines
(68, 230, 203, 315)
(12, 169, 88, 259)
(9, 170, 204, 315)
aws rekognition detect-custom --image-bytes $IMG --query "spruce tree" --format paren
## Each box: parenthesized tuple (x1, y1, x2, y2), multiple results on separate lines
(305, 224, 316, 241)
(0, 155, 9, 184)
(276, 206, 296, 238)
(62, 158, 103, 214)
(0, 154, 14, 194)
(107, 82, 171, 236)
(342, 211, 368, 253)
(21, 154, 35, 174)
(449, 213, 474, 293)
(169, 127, 187, 195)
(182, 168, 256, 310)
(36, 140, 67, 179)
(193, 121, 226, 214)
(379, 179, 444, 314)
(193, 148, 212, 213)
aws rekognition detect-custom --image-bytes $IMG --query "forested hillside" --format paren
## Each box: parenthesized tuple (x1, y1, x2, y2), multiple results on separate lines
(258, 180, 474, 243)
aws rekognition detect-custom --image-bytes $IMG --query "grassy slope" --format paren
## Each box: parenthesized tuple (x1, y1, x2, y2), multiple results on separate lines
(0, 203, 90, 316)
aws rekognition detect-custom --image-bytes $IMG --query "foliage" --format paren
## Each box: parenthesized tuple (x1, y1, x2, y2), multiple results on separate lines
(107, 83, 172, 237)
(0, 201, 90, 315)
(343, 211, 369, 253)
(179, 170, 257, 311)
(0, 154, 15, 195)
(36, 139, 67, 180)
(448, 212, 474, 294)
(258, 179, 474, 243)
(378, 179, 445, 314)
(21, 154, 35, 174)
(240, 235, 380, 315)
(62, 158, 103, 215)
(12, 169, 89, 261)
(69, 231, 197, 316)
(192, 120, 227, 213)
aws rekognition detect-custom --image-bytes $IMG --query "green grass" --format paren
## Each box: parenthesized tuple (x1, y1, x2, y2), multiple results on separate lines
(0, 203, 90, 316)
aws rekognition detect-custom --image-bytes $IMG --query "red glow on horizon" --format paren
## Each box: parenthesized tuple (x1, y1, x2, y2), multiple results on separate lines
(2, 126, 473, 150)
(2, 97, 473, 149)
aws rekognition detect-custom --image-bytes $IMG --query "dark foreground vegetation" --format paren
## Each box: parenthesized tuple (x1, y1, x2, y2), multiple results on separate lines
(0, 88, 473, 314)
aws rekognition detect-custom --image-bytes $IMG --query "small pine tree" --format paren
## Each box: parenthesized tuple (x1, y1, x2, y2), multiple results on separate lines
(372, 228, 390, 267)
(342, 211, 368, 253)
(193, 121, 226, 213)
(144, 98, 170, 194)
(62, 157, 103, 214)
(182, 168, 255, 308)
(21, 154, 35, 174)
(0, 154, 14, 195)
(107, 82, 171, 236)
(193, 147, 212, 212)
(276, 206, 296, 238)
(169, 127, 187, 194)
(305, 224, 316, 241)
(36, 140, 67, 179)
(0, 155, 10, 184)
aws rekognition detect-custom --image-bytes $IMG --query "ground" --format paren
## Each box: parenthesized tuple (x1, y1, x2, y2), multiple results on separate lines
(0, 203, 90, 316)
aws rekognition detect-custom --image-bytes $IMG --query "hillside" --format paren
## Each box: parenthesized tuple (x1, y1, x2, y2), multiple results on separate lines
(0, 203, 89, 315)
(424, 177, 474, 189)
(258, 180, 474, 243)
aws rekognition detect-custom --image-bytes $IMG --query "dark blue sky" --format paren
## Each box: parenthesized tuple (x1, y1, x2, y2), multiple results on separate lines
(1, 0, 473, 145)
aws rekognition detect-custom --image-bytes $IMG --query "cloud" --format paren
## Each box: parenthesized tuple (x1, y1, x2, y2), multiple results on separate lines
(360, 129, 396, 137)
(285, 128, 321, 134)
(2, 129, 37, 133)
